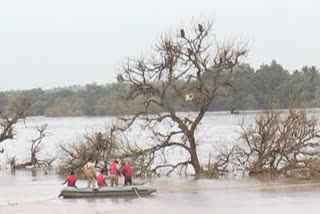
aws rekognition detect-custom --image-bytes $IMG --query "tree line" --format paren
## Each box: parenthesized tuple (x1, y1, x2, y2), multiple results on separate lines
(0, 61, 319, 117)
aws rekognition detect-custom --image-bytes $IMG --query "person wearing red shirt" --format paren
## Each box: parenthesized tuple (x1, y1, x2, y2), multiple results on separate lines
(97, 169, 108, 187)
(62, 171, 77, 187)
(109, 160, 120, 187)
(121, 161, 132, 186)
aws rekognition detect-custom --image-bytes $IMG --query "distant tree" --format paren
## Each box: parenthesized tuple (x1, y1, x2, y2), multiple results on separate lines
(287, 66, 320, 108)
(117, 21, 247, 177)
(300, 66, 319, 105)
(224, 63, 256, 111)
(44, 96, 85, 116)
(82, 83, 105, 115)
(254, 60, 290, 108)
(27, 88, 46, 116)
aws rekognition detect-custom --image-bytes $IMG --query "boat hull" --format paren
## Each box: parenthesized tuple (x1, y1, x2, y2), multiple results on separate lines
(60, 184, 156, 198)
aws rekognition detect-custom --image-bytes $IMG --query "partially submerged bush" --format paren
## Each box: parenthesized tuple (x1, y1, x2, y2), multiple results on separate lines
(57, 128, 119, 175)
(235, 107, 320, 179)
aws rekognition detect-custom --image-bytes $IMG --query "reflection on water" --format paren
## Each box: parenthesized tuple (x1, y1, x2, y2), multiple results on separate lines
(1, 169, 320, 214)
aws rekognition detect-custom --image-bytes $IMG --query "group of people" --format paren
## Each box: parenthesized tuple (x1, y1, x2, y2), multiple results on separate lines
(62, 160, 132, 188)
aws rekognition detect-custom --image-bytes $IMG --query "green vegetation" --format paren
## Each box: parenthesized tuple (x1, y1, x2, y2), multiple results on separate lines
(0, 60, 319, 117)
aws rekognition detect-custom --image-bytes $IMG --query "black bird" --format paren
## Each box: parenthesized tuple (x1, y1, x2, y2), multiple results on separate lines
(198, 24, 203, 33)
(187, 48, 193, 60)
(180, 28, 185, 38)
(228, 61, 234, 67)
(117, 74, 124, 83)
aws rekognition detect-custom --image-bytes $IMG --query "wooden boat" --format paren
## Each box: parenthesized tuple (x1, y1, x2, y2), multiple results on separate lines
(60, 184, 156, 198)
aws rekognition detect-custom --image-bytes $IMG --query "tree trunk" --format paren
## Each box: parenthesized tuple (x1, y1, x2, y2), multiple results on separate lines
(190, 150, 202, 177)
(188, 135, 202, 177)
(31, 152, 37, 166)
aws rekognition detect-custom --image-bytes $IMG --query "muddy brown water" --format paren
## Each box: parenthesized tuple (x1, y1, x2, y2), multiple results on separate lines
(2, 113, 320, 213)
(1, 169, 320, 214)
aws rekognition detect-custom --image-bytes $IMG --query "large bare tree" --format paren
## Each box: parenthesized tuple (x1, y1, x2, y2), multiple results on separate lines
(117, 21, 247, 177)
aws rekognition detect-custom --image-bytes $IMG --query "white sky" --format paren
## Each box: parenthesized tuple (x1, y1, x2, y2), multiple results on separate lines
(0, 0, 319, 91)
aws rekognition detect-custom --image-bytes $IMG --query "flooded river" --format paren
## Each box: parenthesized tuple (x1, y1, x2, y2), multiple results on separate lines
(1, 111, 320, 213)
(1, 169, 320, 214)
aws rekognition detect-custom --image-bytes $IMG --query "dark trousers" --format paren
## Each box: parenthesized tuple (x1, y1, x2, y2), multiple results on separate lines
(124, 177, 132, 186)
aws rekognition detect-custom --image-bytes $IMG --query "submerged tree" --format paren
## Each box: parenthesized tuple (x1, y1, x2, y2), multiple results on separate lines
(29, 123, 56, 167)
(10, 123, 55, 169)
(235, 107, 320, 178)
(58, 127, 119, 174)
(117, 21, 247, 177)
(0, 95, 31, 151)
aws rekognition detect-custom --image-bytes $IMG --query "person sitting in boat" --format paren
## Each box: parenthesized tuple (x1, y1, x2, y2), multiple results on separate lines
(97, 169, 108, 187)
(121, 161, 132, 186)
(83, 162, 97, 188)
(62, 171, 77, 188)
(110, 160, 120, 187)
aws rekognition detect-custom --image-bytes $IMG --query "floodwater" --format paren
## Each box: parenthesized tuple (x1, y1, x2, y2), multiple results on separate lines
(0, 111, 254, 170)
(1, 111, 320, 213)
(1, 169, 320, 214)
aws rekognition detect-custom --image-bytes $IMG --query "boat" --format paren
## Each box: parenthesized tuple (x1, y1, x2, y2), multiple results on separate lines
(60, 184, 156, 198)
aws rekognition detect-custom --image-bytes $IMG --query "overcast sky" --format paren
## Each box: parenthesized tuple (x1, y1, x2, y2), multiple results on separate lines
(0, 0, 319, 91)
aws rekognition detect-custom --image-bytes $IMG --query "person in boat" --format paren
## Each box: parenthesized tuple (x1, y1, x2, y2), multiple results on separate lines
(83, 162, 97, 188)
(62, 171, 77, 187)
(110, 160, 120, 187)
(97, 169, 108, 187)
(121, 161, 132, 186)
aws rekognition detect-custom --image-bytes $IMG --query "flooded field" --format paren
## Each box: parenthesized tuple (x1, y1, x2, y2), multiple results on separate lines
(1, 169, 320, 214)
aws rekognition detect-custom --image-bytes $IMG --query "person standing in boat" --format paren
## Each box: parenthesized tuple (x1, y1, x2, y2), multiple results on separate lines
(62, 171, 77, 188)
(109, 160, 120, 187)
(83, 162, 97, 188)
(97, 169, 108, 187)
(121, 161, 132, 186)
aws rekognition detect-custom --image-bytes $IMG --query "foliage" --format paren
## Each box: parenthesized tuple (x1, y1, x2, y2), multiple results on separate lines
(0, 63, 320, 116)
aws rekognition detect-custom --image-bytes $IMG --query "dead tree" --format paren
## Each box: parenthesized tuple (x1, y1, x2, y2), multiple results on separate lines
(30, 123, 50, 166)
(8, 123, 55, 170)
(58, 127, 119, 175)
(0, 95, 31, 146)
(236, 107, 320, 176)
(117, 21, 247, 177)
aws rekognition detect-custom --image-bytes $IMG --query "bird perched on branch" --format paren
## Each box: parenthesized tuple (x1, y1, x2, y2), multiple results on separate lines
(117, 74, 124, 83)
(187, 48, 193, 60)
(198, 24, 203, 33)
(228, 61, 234, 67)
(180, 28, 185, 38)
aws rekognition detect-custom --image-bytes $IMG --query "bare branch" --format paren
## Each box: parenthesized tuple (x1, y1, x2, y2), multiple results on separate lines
(117, 20, 248, 177)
